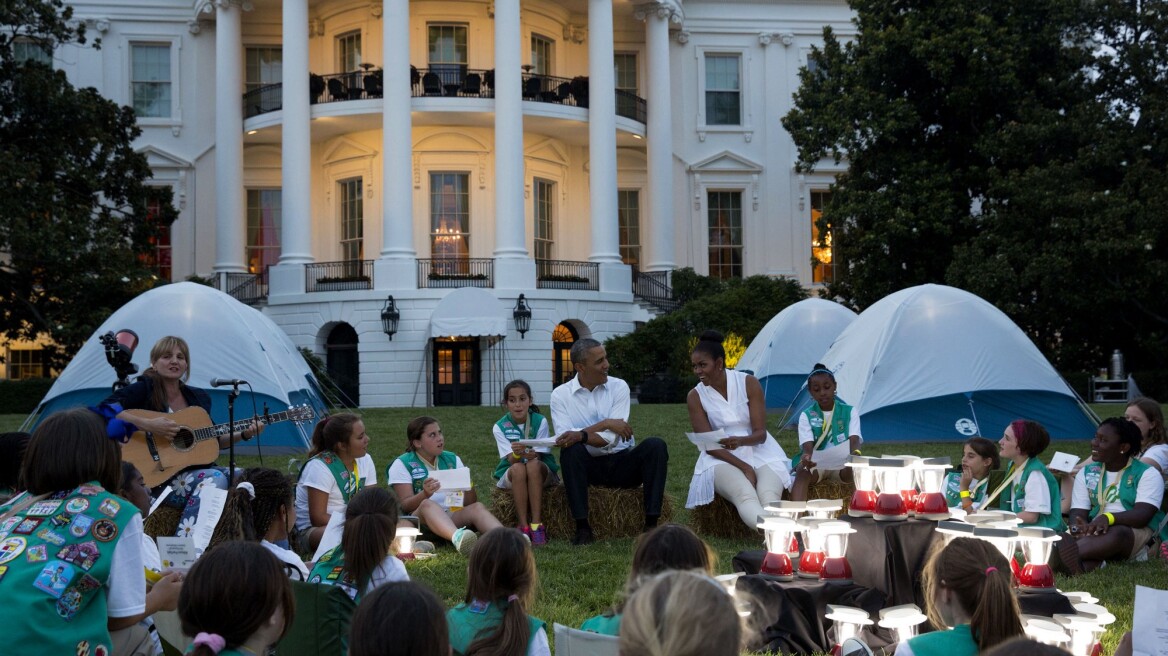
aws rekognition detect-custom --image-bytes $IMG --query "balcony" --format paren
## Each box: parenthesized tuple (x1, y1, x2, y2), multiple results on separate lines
(536, 259, 599, 291)
(214, 270, 268, 306)
(243, 68, 647, 124)
(418, 258, 494, 288)
(306, 260, 374, 292)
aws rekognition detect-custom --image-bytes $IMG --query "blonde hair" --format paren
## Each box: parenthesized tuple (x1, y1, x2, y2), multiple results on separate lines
(619, 570, 741, 656)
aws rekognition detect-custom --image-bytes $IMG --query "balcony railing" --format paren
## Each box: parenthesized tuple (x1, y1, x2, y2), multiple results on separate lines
(306, 260, 373, 292)
(418, 258, 494, 288)
(243, 68, 647, 123)
(214, 270, 268, 306)
(632, 268, 680, 313)
(536, 259, 599, 291)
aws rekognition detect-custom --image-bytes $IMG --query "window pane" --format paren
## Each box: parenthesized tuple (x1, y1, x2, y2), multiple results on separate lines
(339, 178, 364, 263)
(708, 191, 743, 280)
(428, 24, 468, 87)
(337, 32, 362, 71)
(534, 179, 555, 261)
(618, 189, 640, 268)
(431, 173, 470, 260)
(245, 47, 283, 91)
(531, 35, 554, 76)
(811, 190, 834, 284)
(132, 44, 171, 118)
(7, 349, 47, 380)
(14, 39, 52, 65)
(247, 189, 282, 275)
(704, 54, 740, 125)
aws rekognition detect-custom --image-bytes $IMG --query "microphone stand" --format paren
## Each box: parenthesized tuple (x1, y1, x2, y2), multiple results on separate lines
(227, 382, 241, 481)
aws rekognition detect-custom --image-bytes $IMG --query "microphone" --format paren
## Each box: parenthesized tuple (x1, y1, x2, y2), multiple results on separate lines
(210, 378, 248, 388)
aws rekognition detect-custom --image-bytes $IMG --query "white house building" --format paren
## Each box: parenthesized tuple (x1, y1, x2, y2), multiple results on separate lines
(15, 0, 853, 406)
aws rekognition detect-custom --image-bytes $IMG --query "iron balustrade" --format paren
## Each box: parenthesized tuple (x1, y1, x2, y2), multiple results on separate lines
(417, 258, 494, 288)
(306, 260, 374, 292)
(632, 268, 679, 313)
(214, 270, 268, 306)
(242, 68, 648, 123)
(535, 259, 599, 290)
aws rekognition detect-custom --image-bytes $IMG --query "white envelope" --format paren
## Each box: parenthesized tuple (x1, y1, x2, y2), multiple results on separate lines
(1048, 451, 1080, 474)
(430, 467, 473, 491)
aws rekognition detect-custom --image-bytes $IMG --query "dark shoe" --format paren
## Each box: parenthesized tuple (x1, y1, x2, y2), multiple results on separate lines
(1054, 533, 1084, 575)
(571, 526, 595, 546)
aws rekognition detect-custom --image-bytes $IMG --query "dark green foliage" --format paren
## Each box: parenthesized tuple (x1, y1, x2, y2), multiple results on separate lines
(604, 273, 807, 394)
(0, 378, 54, 413)
(0, 0, 177, 370)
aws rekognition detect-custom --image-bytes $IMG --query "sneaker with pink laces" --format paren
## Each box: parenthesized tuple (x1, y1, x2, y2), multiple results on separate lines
(531, 525, 547, 546)
(519, 525, 533, 542)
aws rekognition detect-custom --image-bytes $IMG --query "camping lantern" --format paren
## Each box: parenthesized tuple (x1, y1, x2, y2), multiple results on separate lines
(825, 605, 873, 656)
(914, 457, 952, 520)
(1023, 617, 1070, 647)
(845, 456, 878, 517)
(877, 604, 928, 644)
(395, 526, 422, 559)
(818, 520, 857, 583)
(806, 498, 843, 519)
(973, 526, 1020, 582)
(1016, 527, 1061, 592)
(935, 520, 976, 545)
(757, 517, 798, 580)
(1053, 614, 1108, 656)
(870, 458, 911, 521)
(897, 456, 922, 514)
(765, 500, 807, 558)
(798, 517, 829, 578)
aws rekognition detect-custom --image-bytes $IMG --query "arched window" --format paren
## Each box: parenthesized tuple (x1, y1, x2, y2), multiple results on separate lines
(552, 322, 578, 387)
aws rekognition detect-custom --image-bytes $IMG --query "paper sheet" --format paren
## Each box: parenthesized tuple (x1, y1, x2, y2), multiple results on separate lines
(147, 486, 173, 517)
(430, 467, 473, 491)
(1048, 451, 1080, 473)
(515, 438, 557, 448)
(686, 428, 728, 452)
(157, 537, 197, 572)
(1133, 585, 1168, 656)
(191, 485, 227, 553)
(311, 511, 346, 563)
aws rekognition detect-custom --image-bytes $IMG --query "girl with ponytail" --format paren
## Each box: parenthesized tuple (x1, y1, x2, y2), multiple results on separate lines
(447, 527, 549, 656)
(213, 468, 307, 579)
(306, 486, 408, 601)
(893, 537, 1024, 656)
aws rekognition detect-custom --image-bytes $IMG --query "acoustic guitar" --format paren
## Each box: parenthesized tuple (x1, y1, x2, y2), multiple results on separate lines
(121, 405, 317, 487)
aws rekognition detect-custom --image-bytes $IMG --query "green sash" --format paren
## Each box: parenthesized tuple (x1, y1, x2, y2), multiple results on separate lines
(999, 458, 1065, 531)
(792, 401, 853, 469)
(1084, 459, 1166, 541)
(492, 412, 561, 480)
(306, 545, 364, 602)
(300, 451, 364, 504)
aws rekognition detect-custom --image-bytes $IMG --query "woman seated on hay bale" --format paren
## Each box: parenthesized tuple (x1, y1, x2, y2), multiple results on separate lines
(685, 331, 791, 529)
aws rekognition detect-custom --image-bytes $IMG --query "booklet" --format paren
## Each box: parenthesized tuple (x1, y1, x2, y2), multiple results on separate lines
(157, 537, 197, 572)
(1048, 451, 1080, 474)
(191, 485, 228, 553)
(515, 438, 558, 449)
(686, 428, 728, 452)
(430, 467, 473, 491)
(1133, 585, 1168, 656)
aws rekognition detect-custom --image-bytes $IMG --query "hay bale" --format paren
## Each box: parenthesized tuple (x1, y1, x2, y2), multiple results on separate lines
(144, 505, 182, 540)
(807, 479, 855, 517)
(690, 494, 760, 539)
(490, 485, 674, 540)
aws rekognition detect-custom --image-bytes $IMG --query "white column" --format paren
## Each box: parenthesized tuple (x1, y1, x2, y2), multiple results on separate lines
(643, 5, 675, 272)
(270, 0, 312, 295)
(213, 0, 245, 275)
(493, 0, 526, 259)
(375, 0, 417, 289)
(587, 0, 621, 265)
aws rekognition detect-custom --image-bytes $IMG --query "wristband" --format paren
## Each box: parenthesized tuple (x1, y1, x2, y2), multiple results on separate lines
(959, 490, 971, 498)
(1103, 512, 1115, 526)
(579, 430, 588, 446)
(851, 449, 862, 455)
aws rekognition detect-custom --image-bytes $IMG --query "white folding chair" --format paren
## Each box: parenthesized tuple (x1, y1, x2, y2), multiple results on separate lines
(553, 623, 621, 656)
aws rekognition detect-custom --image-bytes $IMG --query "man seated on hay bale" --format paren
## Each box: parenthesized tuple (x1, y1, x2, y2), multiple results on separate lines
(552, 338, 670, 545)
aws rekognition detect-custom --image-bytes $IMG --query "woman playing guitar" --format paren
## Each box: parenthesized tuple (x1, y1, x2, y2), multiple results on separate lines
(97, 336, 262, 537)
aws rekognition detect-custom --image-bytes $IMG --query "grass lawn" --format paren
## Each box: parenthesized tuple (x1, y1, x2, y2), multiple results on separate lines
(0, 402, 1151, 653)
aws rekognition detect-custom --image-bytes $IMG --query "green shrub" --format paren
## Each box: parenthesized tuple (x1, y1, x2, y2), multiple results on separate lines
(0, 378, 55, 414)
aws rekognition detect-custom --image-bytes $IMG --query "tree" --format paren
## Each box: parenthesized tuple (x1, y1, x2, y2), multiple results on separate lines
(0, 0, 176, 369)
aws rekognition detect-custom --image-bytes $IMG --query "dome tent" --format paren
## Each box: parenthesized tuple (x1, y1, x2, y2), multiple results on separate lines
(787, 284, 1098, 442)
(29, 282, 326, 454)
(736, 298, 858, 411)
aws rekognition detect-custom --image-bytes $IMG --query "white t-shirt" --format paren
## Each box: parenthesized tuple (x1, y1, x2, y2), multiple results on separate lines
(528, 627, 551, 656)
(294, 453, 378, 531)
(797, 408, 862, 471)
(492, 419, 552, 459)
(550, 375, 633, 455)
(365, 553, 409, 595)
(107, 513, 147, 618)
(262, 539, 310, 580)
(1019, 470, 1052, 514)
(1071, 464, 1165, 514)
(1140, 444, 1168, 479)
(387, 454, 468, 511)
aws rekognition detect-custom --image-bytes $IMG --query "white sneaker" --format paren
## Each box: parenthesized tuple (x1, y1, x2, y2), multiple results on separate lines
(453, 528, 478, 556)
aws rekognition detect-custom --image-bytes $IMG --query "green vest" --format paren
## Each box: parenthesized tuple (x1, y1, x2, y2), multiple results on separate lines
(999, 458, 1065, 531)
(906, 625, 977, 656)
(393, 451, 460, 494)
(1083, 459, 1167, 541)
(447, 600, 545, 655)
(580, 612, 622, 636)
(492, 412, 560, 480)
(0, 482, 137, 656)
(943, 472, 989, 508)
(307, 545, 364, 602)
(792, 401, 853, 468)
(300, 451, 365, 504)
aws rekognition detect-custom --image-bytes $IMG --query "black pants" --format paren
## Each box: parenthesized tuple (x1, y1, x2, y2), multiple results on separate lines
(560, 437, 669, 520)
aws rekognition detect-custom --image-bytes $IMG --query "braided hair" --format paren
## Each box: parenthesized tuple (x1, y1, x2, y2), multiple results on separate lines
(213, 468, 294, 544)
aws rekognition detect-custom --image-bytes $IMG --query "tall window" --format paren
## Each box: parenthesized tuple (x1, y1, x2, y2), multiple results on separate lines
(615, 53, 637, 117)
(336, 31, 362, 71)
(138, 193, 171, 281)
(533, 179, 555, 260)
(704, 54, 740, 126)
(247, 189, 282, 277)
(13, 39, 52, 65)
(339, 178, 364, 266)
(708, 191, 743, 280)
(430, 173, 470, 261)
(531, 35, 554, 76)
(811, 191, 834, 284)
(428, 24, 467, 86)
(131, 44, 171, 118)
(618, 189, 641, 268)
(245, 47, 282, 91)
(7, 349, 48, 380)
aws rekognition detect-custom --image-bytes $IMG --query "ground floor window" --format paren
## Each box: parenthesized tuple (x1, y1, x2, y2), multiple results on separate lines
(707, 190, 742, 280)
(7, 348, 49, 379)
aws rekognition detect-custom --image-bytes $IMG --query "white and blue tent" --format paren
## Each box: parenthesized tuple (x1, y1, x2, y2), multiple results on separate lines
(737, 298, 858, 410)
(29, 282, 326, 453)
(787, 284, 1098, 441)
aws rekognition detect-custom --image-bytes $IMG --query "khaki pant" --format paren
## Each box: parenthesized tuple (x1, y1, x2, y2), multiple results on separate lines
(111, 623, 154, 656)
(712, 463, 787, 528)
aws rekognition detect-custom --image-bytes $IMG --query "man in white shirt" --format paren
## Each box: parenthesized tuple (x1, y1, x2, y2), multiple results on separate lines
(551, 338, 669, 545)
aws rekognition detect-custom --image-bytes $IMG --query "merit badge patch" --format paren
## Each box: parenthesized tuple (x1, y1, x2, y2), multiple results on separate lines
(0, 537, 28, 564)
(97, 499, 121, 517)
(58, 542, 100, 571)
(90, 519, 118, 542)
(36, 527, 67, 547)
(77, 485, 102, 497)
(75, 640, 90, 656)
(27, 500, 62, 517)
(33, 560, 76, 598)
(25, 544, 48, 563)
(13, 518, 42, 535)
(65, 498, 90, 514)
(68, 514, 95, 539)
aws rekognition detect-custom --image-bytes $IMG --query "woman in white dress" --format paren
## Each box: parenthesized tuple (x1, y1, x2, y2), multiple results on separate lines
(685, 330, 791, 528)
